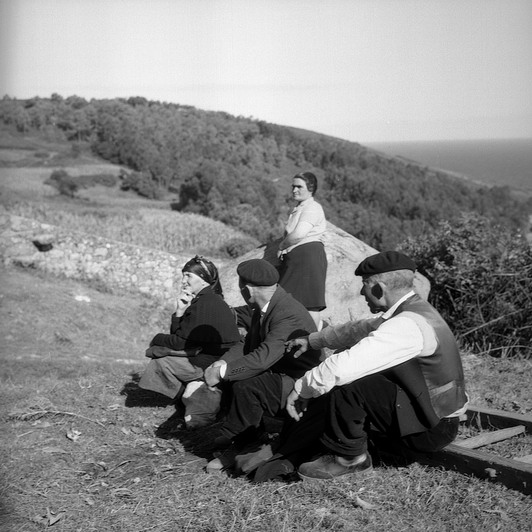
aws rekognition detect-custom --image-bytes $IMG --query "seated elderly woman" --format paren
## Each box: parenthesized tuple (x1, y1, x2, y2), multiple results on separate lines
(139, 256, 241, 427)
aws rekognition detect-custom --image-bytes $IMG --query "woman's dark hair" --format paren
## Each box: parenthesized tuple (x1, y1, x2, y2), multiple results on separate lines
(294, 172, 318, 196)
(182, 255, 223, 297)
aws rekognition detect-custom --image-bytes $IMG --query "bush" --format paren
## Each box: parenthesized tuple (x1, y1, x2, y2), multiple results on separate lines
(119, 169, 166, 200)
(44, 169, 79, 197)
(399, 213, 532, 358)
(45, 170, 119, 197)
(219, 236, 258, 258)
(78, 173, 118, 188)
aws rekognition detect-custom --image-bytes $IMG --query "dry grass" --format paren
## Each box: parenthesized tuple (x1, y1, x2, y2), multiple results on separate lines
(1, 266, 531, 532)
(6, 200, 256, 257)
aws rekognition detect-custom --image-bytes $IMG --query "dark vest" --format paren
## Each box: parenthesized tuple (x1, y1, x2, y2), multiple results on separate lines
(382, 294, 467, 434)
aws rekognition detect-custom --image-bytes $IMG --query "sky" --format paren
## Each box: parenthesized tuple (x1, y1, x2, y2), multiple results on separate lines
(1, 0, 531, 143)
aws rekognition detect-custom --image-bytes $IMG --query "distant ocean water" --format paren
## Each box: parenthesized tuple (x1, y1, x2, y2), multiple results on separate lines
(367, 138, 532, 198)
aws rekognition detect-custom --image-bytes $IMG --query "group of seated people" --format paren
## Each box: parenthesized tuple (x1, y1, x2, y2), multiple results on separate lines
(138, 250, 468, 483)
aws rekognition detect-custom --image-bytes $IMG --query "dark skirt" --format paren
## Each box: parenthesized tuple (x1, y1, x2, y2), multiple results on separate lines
(278, 241, 327, 311)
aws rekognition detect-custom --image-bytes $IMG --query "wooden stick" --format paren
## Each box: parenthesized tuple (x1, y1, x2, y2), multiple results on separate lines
(454, 425, 525, 449)
(9, 409, 105, 427)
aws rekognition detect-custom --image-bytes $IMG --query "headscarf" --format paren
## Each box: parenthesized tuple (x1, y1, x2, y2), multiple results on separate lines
(182, 255, 223, 297)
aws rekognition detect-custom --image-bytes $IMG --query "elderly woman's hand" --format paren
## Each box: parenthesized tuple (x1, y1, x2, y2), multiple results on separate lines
(175, 289, 194, 316)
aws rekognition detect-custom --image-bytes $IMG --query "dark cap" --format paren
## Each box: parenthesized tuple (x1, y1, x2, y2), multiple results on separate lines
(355, 251, 417, 276)
(237, 259, 279, 286)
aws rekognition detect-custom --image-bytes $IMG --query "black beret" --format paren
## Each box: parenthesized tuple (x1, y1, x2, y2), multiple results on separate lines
(355, 251, 417, 276)
(237, 259, 279, 286)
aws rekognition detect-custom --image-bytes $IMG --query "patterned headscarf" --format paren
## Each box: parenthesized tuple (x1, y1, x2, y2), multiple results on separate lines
(182, 255, 223, 297)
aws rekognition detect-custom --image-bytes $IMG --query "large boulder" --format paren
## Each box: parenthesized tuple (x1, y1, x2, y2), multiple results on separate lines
(218, 222, 430, 326)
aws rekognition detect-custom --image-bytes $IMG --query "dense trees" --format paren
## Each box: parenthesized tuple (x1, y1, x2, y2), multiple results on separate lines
(0, 94, 529, 248)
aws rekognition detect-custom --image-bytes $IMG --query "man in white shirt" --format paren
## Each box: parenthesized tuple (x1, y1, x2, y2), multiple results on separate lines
(254, 251, 468, 482)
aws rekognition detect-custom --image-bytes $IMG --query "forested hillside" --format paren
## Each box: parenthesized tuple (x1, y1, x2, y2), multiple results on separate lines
(1, 94, 529, 249)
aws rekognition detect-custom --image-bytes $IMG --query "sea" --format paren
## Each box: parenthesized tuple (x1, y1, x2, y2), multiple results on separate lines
(366, 138, 532, 199)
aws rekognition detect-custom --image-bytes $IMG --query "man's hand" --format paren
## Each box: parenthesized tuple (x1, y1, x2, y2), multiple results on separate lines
(286, 389, 309, 421)
(204, 360, 226, 387)
(284, 336, 310, 359)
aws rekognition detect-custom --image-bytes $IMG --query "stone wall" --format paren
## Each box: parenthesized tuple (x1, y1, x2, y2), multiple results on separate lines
(0, 213, 201, 304)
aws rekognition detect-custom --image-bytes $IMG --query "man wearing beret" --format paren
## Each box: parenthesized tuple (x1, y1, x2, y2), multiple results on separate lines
(253, 251, 468, 482)
(204, 258, 322, 459)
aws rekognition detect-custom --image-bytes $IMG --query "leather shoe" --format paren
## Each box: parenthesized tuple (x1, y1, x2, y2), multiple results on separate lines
(253, 458, 295, 483)
(234, 443, 273, 475)
(206, 452, 236, 474)
(298, 453, 372, 481)
(212, 434, 233, 450)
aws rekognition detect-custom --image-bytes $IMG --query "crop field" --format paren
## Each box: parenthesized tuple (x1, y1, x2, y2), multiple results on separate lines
(0, 166, 258, 259)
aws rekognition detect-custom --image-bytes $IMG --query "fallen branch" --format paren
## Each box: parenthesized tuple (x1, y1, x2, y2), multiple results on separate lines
(8, 409, 105, 427)
(461, 309, 525, 337)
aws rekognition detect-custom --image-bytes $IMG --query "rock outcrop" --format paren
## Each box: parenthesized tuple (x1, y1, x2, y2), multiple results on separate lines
(218, 222, 430, 325)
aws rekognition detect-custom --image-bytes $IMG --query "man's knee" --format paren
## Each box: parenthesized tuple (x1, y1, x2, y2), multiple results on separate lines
(335, 374, 396, 402)
(232, 376, 262, 397)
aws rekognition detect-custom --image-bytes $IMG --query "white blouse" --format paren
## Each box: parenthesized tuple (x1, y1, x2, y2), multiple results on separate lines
(283, 197, 326, 253)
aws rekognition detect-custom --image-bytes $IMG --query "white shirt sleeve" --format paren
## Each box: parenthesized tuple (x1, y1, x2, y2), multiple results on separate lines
(295, 314, 437, 399)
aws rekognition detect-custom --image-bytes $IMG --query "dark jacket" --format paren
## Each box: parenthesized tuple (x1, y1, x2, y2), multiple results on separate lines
(222, 286, 321, 381)
(150, 286, 242, 356)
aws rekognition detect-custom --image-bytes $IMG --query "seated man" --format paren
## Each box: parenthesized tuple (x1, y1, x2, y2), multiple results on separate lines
(204, 259, 322, 465)
(254, 251, 468, 482)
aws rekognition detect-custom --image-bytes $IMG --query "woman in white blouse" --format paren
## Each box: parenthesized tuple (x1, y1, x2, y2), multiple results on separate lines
(278, 172, 327, 328)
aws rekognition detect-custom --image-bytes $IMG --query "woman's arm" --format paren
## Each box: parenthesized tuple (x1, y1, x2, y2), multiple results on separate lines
(150, 295, 200, 350)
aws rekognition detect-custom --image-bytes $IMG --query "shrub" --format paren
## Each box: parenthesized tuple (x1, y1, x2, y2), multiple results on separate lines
(399, 212, 532, 358)
(219, 236, 258, 258)
(78, 173, 118, 188)
(44, 169, 79, 197)
(119, 169, 165, 200)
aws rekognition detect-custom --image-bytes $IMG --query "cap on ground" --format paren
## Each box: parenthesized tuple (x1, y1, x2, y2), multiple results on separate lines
(237, 259, 279, 286)
(355, 251, 417, 276)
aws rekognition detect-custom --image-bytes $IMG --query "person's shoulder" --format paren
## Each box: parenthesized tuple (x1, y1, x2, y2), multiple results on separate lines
(196, 287, 227, 305)
(302, 197, 325, 215)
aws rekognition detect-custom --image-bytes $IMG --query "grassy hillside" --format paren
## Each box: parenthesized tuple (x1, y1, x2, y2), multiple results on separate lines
(1, 96, 529, 250)
(1, 121, 531, 529)
(1, 266, 530, 531)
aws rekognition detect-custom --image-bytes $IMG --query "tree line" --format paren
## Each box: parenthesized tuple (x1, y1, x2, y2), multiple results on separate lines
(1, 94, 529, 249)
